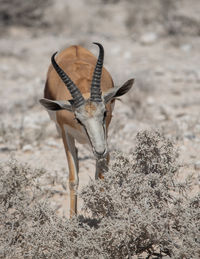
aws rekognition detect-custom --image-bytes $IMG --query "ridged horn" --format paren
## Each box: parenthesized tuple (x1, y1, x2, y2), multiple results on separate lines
(51, 52, 85, 108)
(90, 42, 104, 102)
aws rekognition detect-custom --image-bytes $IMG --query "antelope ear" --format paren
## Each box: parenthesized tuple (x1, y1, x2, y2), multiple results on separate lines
(103, 78, 134, 103)
(39, 98, 73, 111)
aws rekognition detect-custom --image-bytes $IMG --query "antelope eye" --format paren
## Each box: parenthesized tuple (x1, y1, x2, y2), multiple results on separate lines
(103, 111, 107, 119)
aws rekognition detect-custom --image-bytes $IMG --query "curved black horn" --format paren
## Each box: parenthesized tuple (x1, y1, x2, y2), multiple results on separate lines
(51, 52, 85, 108)
(90, 42, 104, 102)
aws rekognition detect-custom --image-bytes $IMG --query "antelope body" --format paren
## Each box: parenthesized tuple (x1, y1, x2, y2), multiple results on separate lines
(40, 43, 134, 217)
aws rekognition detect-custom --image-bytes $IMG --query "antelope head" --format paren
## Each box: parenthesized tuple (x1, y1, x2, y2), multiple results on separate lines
(40, 43, 134, 158)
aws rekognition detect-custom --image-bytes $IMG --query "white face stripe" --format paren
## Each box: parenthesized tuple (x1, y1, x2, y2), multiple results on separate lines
(84, 117, 107, 155)
(74, 101, 107, 156)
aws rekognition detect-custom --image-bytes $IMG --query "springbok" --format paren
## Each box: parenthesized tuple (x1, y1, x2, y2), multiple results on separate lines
(40, 43, 134, 217)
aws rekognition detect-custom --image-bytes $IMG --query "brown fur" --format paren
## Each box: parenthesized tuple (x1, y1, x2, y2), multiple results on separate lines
(44, 45, 114, 217)
(44, 45, 114, 129)
(84, 101, 97, 117)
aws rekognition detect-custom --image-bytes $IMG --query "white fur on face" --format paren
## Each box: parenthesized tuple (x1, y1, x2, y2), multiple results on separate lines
(75, 101, 107, 156)
(84, 117, 107, 155)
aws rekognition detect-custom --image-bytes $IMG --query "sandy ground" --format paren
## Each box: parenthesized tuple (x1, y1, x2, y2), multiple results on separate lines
(0, 0, 199, 217)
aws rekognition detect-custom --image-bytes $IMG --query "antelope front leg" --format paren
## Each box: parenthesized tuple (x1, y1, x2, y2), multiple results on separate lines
(95, 153, 110, 179)
(61, 127, 79, 217)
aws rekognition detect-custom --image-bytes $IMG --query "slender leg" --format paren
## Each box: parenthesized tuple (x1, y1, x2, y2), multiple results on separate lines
(61, 127, 79, 217)
(95, 152, 110, 180)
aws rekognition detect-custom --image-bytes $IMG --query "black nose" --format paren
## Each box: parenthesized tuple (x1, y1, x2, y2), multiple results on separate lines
(95, 149, 107, 157)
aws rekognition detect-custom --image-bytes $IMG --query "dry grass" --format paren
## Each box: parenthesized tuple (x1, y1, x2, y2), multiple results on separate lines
(0, 131, 199, 258)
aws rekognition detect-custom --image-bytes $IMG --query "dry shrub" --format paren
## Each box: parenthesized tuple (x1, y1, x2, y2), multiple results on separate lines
(82, 131, 199, 258)
(0, 160, 46, 258)
(0, 131, 199, 258)
(0, 160, 102, 259)
(0, 0, 51, 27)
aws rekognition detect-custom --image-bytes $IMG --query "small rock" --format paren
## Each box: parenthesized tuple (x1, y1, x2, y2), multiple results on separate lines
(180, 44, 192, 52)
(0, 146, 10, 152)
(123, 51, 132, 60)
(173, 75, 183, 83)
(155, 114, 166, 121)
(46, 139, 59, 148)
(154, 68, 165, 76)
(194, 161, 200, 170)
(140, 32, 158, 45)
(184, 132, 196, 140)
(146, 96, 155, 105)
(160, 105, 172, 120)
(0, 64, 9, 73)
(22, 144, 33, 152)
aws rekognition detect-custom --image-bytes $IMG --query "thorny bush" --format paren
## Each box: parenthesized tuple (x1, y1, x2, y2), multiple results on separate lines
(0, 131, 199, 258)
